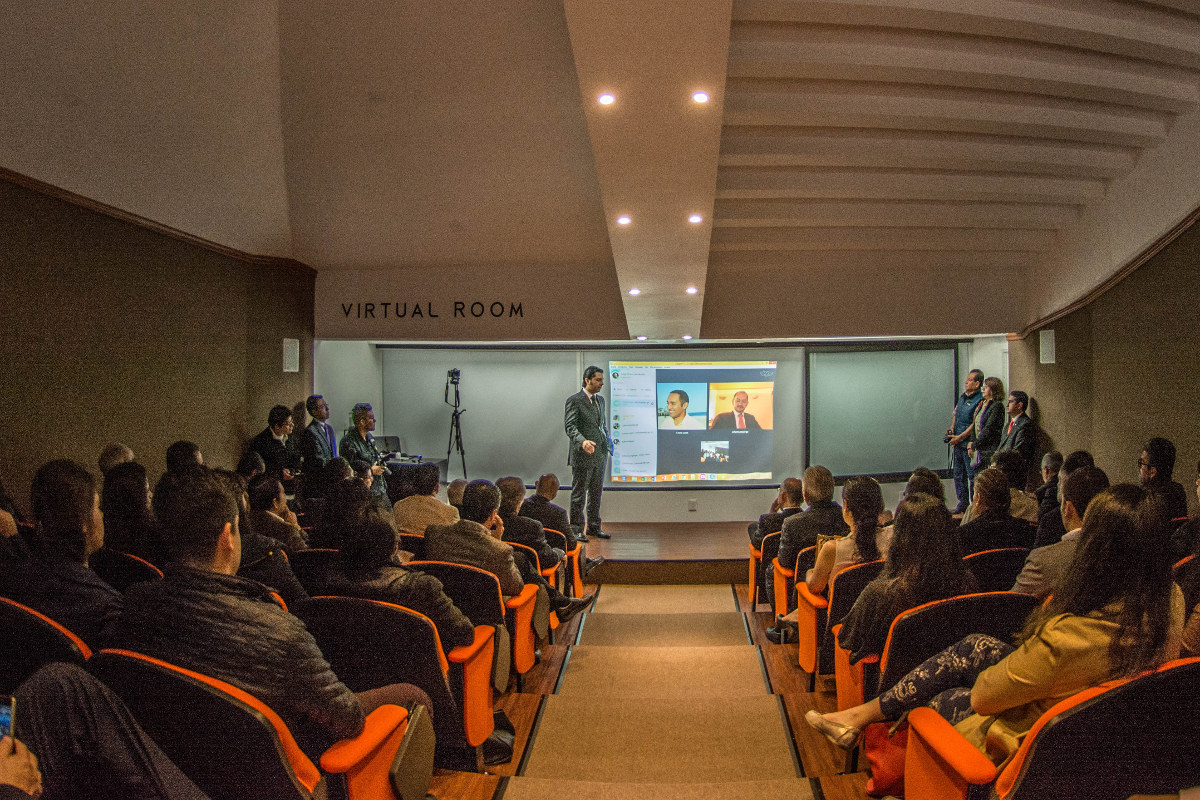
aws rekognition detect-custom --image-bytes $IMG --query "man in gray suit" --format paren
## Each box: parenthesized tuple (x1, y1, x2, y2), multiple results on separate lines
(299, 395, 337, 473)
(1011, 465, 1109, 599)
(564, 365, 612, 540)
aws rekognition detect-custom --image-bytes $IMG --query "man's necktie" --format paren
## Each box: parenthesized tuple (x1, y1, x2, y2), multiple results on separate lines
(1006, 419, 1014, 435)
(737, 413, 745, 430)
(326, 423, 336, 456)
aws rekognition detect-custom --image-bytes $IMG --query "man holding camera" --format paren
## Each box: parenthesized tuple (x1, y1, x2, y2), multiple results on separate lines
(946, 369, 984, 514)
(339, 403, 389, 508)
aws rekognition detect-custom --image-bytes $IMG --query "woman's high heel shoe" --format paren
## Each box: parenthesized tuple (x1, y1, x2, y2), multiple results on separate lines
(804, 710, 861, 750)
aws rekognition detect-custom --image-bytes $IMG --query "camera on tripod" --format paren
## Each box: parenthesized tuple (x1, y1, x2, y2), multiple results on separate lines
(447, 368, 461, 385)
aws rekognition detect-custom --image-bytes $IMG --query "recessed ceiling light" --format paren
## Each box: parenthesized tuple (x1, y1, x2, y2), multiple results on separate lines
(636, 335, 647, 341)
(692, 91, 709, 103)
(682, 334, 694, 340)
(616, 215, 631, 226)
(598, 93, 615, 105)
(686, 286, 698, 295)
(688, 214, 703, 224)
(628, 287, 641, 296)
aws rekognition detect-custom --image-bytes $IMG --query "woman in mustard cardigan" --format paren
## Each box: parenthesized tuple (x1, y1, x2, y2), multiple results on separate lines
(806, 483, 1184, 770)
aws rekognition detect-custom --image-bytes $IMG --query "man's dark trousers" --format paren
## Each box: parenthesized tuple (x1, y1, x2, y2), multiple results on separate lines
(570, 458, 604, 537)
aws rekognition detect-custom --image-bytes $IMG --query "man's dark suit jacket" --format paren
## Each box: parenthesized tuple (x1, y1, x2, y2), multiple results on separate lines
(564, 390, 611, 466)
(500, 512, 560, 570)
(250, 428, 298, 482)
(749, 506, 803, 547)
(299, 420, 336, 473)
(710, 411, 761, 430)
(1032, 477, 1065, 549)
(520, 496, 577, 547)
(959, 509, 1036, 555)
(996, 414, 1036, 472)
(778, 500, 849, 574)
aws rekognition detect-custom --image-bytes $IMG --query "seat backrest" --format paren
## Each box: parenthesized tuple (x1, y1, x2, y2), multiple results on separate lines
(398, 533, 426, 560)
(89, 547, 164, 593)
(963, 547, 1031, 593)
(285, 548, 341, 595)
(826, 559, 885, 630)
(877, 591, 1041, 695)
(795, 544, 817, 576)
(760, 531, 781, 569)
(0, 597, 91, 695)
(293, 597, 459, 729)
(88, 649, 320, 800)
(405, 560, 505, 625)
(542, 529, 567, 552)
(1000, 657, 1200, 800)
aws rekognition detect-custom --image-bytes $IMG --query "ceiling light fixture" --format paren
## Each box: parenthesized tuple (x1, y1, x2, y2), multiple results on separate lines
(636, 335, 647, 341)
(628, 287, 641, 296)
(682, 334, 693, 340)
(688, 214, 703, 224)
(692, 91, 709, 103)
(598, 93, 615, 105)
(617, 215, 631, 226)
(686, 286, 698, 295)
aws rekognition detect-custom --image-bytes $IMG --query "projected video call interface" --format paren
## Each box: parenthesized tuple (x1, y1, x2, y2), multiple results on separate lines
(609, 361, 776, 482)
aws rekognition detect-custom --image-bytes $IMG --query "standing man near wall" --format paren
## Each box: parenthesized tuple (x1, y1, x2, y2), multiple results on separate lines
(565, 366, 612, 540)
(340, 403, 389, 509)
(299, 394, 337, 475)
(946, 369, 984, 514)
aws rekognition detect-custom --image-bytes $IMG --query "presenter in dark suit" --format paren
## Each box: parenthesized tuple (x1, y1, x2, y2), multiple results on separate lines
(997, 390, 1037, 478)
(710, 391, 762, 430)
(299, 394, 337, 474)
(564, 366, 612, 540)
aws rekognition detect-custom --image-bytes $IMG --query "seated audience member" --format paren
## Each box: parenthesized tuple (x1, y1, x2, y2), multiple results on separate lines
(425, 480, 590, 625)
(520, 474, 603, 574)
(5, 663, 209, 800)
(113, 466, 429, 760)
(1012, 466, 1110, 599)
(0, 460, 121, 649)
(250, 405, 300, 483)
(246, 473, 308, 555)
(1171, 458, 1200, 562)
(958, 467, 1035, 554)
(496, 476, 564, 567)
(769, 476, 891, 642)
(777, 466, 848, 579)
(97, 442, 134, 476)
(748, 477, 805, 548)
(446, 478, 468, 511)
(100, 461, 170, 567)
(807, 484, 1183, 775)
(351, 460, 375, 490)
(393, 463, 458, 534)
(1031, 450, 1094, 549)
(961, 451, 1038, 525)
(164, 440, 203, 473)
(1031, 451, 1064, 546)
(325, 505, 474, 653)
(0, 466, 22, 527)
(836, 493, 976, 664)
(308, 477, 374, 550)
(236, 450, 265, 482)
(213, 471, 308, 607)
(386, 468, 418, 508)
(902, 467, 945, 505)
(1139, 436, 1189, 521)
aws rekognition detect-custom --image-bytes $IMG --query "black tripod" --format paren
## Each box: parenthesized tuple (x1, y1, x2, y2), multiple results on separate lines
(445, 370, 467, 479)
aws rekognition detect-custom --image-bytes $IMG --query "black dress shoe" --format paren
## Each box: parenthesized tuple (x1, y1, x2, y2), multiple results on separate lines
(589, 529, 611, 539)
(576, 532, 590, 542)
(582, 556, 605, 576)
(555, 596, 592, 624)
(765, 626, 784, 644)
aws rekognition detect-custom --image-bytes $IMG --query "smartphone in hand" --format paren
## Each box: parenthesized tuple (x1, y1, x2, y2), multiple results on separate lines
(0, 698, 14, 738)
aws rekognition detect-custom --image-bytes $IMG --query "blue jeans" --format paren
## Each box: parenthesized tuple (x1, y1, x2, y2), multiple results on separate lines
(951, 444, 973, 513)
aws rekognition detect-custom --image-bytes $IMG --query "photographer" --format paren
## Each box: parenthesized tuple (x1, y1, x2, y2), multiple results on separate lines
(338, 403, 390, 510)
(946, 369, 984, 514)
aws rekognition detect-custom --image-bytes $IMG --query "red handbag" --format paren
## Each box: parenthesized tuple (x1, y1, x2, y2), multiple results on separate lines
(863, 720, 909, 797)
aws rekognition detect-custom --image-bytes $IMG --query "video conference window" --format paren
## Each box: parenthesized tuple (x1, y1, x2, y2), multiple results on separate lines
(610, 361, 776, 482)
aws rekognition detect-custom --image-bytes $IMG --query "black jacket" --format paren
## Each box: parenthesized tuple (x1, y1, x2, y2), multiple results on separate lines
(1032, 478, 1065, 550)
(959, 509, 1036, 555)
(778, 500, 849, 573)
(114, 565, 361, 758)
(519, 496, 577, 548)
(499, 512, 560, 570)
(324, 561, 474, 653)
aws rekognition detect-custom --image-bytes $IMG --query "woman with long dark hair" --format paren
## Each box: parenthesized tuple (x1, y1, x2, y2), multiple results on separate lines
(807, 484, 1184, 770)
(836, 493, 976, 664)
(100, 461, 170, 567)
(806, 476, 889, 594)
(967, 376, 1005, 474)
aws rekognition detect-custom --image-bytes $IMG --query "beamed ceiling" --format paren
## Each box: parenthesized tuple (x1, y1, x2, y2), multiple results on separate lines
(3, 0, 1200, 341)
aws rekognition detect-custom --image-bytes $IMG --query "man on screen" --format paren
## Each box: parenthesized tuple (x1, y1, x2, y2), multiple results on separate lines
(710, 391, 761, 430)
(659, 389, 704, 430)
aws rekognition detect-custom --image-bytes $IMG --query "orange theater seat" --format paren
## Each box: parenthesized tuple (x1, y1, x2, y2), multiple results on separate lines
(0, 597, 92, 694)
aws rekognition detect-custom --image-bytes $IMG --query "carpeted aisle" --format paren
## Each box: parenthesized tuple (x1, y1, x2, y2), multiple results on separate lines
(503, 585, 814, 800)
